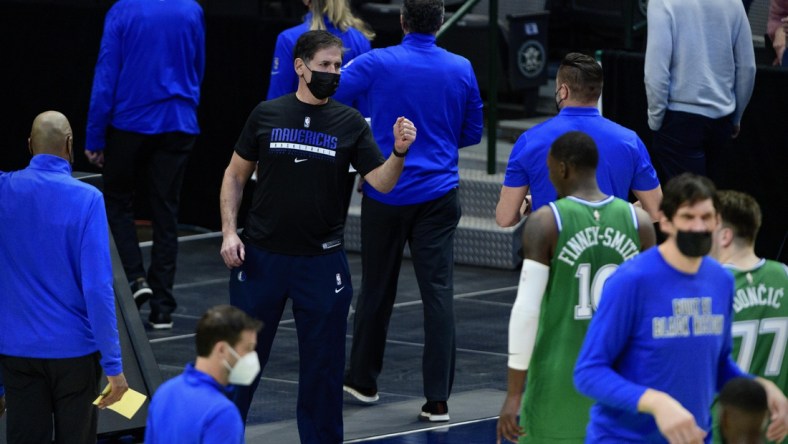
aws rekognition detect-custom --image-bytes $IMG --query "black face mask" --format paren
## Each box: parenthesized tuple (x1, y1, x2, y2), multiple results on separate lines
(303, 64, 340, 100)
(675, 230, 712, 257)
(555, 90, 564, 113)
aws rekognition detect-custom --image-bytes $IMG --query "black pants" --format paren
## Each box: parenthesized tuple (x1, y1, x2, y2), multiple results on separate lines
(651, 110, 733, 184)
(0, 353, 101, 444)
(230, 247, 352, 443)
(346, 189, 460, 402)
(103, 127, 195, 316)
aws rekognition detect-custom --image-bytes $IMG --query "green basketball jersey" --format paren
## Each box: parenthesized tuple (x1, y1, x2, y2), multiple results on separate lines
(711, 259, 788, 444)
(520, 196, 641, 443)
(729, 259, 788, 388)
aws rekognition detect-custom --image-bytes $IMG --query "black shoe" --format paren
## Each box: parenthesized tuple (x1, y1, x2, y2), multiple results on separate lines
(343, 383, 379, 404)
(149, 312, 173, 330)
(130, 277, 152, 309)
(418, 400, 449, 422)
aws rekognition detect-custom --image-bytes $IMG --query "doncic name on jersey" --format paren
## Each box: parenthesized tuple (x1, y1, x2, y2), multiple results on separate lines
(269, 127, 338, 161)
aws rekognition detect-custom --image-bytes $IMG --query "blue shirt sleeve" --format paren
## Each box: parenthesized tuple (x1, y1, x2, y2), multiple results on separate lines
(144, 400, 157, 444)
(333, 51, 376, 107)
(86, 5, 125, 151)
(194, 9, 206, 86)
(502, 133, 529, 187)
(266, 31, 298, 100)
(574, 269, 649, 413)
(716, 273, 749, 390)
(81, 194, 123, 376)
(459, 61, 483, 148)
(630, 136, 660, 192)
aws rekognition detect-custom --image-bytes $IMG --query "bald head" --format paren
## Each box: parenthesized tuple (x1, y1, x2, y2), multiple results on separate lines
(29, 111, 73, 161)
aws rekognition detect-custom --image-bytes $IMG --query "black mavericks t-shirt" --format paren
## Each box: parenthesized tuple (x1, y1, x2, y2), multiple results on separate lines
(234, 94, 385, 255)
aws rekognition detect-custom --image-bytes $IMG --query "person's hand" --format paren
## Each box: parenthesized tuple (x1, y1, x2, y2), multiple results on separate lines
(221, 232, 245, 269)
(0, 395, 6, 418)
(84, 150, 104, 168)
(759, 378, 788, 442)
(521, 195, 532, 218)
(98, 373, 129, 409)
(496, 393, 524, 443)
(392, 116, 416, 155)
(774, 21, 787, 66)
(651, 393, 706, 444)
(731, 124, 741, 139)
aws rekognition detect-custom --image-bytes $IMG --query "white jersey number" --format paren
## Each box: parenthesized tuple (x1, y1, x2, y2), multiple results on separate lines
(732, 317, 788, 376)
(574, 263, 619, 320)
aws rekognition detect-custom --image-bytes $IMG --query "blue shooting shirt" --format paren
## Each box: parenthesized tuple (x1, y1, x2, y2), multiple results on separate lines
(267, 12, 371, 101)
(574, 248, 747, 443)
(503, 107, 660, 212)
(334, 33, 484, 205)
(0, 155, 122, 376)
(86, 0, 205, 151)
(145, 363, 243, 444)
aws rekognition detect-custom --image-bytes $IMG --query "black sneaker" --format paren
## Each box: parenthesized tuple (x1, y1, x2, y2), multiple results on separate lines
(149, 312, 173, 330)
(130, 277, 152, 309)
(418, 401, 449, 422)
(343, 383, 379, 404)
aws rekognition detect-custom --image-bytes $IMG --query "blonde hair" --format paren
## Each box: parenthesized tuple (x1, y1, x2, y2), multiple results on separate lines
(307, 0, 375, 41)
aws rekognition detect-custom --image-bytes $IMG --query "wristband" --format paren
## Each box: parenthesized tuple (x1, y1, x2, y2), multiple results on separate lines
(392, 147, 409, 158)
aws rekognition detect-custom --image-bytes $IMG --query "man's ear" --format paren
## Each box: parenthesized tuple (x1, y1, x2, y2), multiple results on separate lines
(28, 137, 33, 156)
(719, 226, 734, 249)
(657, 210, 672, 237)
(66, 135, 74, 163)
(212, 340, 227, 359)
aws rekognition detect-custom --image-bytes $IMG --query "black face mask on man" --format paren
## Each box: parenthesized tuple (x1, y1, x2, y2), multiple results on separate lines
(675, 230, 713, 257)
(303, 64, 340, 100)
(554, 89, 564, 113)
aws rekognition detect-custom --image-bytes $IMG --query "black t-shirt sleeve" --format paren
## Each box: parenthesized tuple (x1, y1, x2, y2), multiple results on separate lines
(352, 120, 386, 177)
(234, 103, 264, 162)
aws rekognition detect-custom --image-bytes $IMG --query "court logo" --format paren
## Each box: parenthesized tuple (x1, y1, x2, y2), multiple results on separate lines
(304, 116, 311, 128)
(237, 271, 246, 282)
(517, 40, 545, 79)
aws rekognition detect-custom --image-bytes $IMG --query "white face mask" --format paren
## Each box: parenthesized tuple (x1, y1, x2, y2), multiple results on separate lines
(223, 343, 260, 386)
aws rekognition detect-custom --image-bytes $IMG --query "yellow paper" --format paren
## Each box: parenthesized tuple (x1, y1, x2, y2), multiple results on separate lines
(93, 384, 147, 420)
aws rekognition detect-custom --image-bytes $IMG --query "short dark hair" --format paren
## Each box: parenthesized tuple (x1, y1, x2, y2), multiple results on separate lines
(557, 52, 603, 103)
(718, 190, 762, 244)
(660, 173, 719, 220)
(195, 305, 262, 357)
(549, 131, 598, 171)
(293, 30, 343, 63)
(402, 0, 444, 34)
(719, 377, 768, 414)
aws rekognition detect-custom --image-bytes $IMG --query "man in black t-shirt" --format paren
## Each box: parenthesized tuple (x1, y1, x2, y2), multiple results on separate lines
(219, 30, 416, 443)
